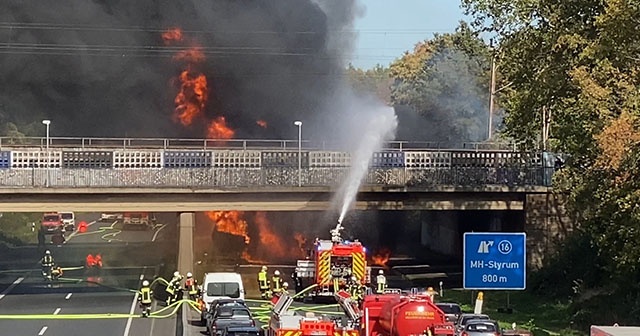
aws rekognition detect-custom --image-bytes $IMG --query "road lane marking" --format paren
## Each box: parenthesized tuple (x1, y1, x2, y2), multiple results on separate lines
(152, 224, 166, 242)
(65, 293, 72, 300)
(0, 277, 24, 301)
(124, 272, 146, 336)
(53, 308, 61, 315)
(38, 326, 48, 335)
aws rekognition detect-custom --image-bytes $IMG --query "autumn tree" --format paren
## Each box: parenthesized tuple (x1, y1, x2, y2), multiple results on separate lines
(389, 21, 494, 144)
(346, 64, 393, 104)
(462, 0, 640, 326)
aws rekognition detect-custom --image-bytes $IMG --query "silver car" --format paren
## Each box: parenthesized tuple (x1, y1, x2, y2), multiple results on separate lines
(461, 320, 501, 336)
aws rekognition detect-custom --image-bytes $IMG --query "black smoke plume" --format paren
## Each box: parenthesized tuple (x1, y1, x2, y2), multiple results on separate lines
(0, 0, 361, 139)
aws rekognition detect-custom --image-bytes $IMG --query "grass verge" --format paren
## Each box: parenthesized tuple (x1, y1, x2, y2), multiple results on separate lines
(0, 213, 42, 245)
(439, 289, 585, 336)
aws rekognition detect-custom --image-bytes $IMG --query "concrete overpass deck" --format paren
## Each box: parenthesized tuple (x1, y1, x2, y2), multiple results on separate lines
(0, 185, 551, 212)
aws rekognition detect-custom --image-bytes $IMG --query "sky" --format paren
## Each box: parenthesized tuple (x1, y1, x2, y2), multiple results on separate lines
(350, 0, 467, 69)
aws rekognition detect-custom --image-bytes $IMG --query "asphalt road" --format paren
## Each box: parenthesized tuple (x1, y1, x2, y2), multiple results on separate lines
(0, 212, 179, 336)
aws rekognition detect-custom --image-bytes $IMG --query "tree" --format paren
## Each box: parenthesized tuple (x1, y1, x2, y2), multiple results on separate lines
(388, 21, 494, 144)
(462, 0, 640, 327)
(345, 64, 393, 103)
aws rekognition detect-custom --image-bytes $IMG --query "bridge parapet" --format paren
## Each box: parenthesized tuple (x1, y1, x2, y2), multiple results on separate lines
(0, 167, 552, 188)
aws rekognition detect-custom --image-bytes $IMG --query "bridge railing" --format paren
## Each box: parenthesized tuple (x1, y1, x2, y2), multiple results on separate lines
(0, 167, 553, 188)
(0, 136, 522, 151)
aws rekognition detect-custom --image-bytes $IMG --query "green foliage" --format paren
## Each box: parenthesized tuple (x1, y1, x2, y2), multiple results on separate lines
(0, 213, 41, 245)
(389, 21, 493, 144)
(462, 0, 640, 329)
(345, 64, 393, 103)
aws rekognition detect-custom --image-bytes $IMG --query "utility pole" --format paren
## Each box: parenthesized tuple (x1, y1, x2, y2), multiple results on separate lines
(542, 106, 551, 151)
(488, 54, 497, 140)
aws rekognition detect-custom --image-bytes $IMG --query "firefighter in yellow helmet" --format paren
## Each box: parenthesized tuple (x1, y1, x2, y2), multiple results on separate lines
(138, 280, 153, 317)
(258, 266, 270, 299)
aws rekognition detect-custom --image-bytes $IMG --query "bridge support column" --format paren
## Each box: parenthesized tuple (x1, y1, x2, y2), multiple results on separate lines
(178, 212, 195, 277)
(420, 211, 460, 257)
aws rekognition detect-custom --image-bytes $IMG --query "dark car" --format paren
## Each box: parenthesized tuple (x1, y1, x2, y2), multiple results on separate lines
(455, 313, 490, 334)
(201, 298, 248, 324)
(206, 305, 255, 336)
(436, 302, 462, 323)
(222, 326, 262, 336)
(461, 320, 502, 336)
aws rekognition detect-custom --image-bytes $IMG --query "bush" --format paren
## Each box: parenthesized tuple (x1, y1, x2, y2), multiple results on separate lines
(0, 213, 41, 245)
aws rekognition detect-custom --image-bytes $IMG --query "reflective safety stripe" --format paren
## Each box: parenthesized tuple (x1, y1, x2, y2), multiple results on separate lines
(272, 277, 281, 290)
(141, 288, 152, 304)
(281, 331, 302, 336)
(318, 251, 331, 285)
(352, 252, 365, 281)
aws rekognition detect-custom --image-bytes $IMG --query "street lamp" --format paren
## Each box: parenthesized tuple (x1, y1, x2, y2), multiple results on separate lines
(294, 121, 302, 187)
(42, 120, 51, 187)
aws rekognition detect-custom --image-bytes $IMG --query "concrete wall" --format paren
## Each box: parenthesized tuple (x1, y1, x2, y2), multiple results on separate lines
(420, 211, 460, 256)
(525, 193, 573, 270)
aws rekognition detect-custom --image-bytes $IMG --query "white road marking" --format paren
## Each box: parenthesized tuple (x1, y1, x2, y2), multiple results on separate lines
(65, 293, 72, 300)
(0, 277, 24, 301)
(53, 308, 61, 315)
(38, 326, 48, 335)
(67, 220, 97, 240)
(123, 272, 146, 336)
(152, 224, 166, 242)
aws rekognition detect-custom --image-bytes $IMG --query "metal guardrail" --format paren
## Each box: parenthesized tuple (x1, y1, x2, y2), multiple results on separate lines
(0, 136, 521, 151)
(0, 167, 553, 188)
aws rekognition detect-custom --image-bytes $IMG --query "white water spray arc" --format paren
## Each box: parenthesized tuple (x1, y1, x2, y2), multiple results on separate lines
(337, 107, 398, 224)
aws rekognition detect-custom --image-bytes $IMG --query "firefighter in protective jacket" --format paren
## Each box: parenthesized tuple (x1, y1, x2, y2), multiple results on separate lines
(138, 280, 153, 317)
(376, 269, 387, 294)
(258, 266, 270, 299)
(165, 271, 183, 305)
(184, 272, 199, 301)
(271, 270, 283, 295)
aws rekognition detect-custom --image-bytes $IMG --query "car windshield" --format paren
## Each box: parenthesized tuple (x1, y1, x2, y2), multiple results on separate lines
(437, 304, 461, 314)
(207, 282, 240, 298)
(44, 215, 60, 222)
(462, 315, 490, 324)
(61, 213, 73, 219)
(226, 331, 259, 336)
(467, 323, 497, 332)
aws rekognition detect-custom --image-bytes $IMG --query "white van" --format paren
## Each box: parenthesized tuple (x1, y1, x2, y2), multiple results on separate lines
(59, 212, 75, 231)
(201, 272, 245, 317)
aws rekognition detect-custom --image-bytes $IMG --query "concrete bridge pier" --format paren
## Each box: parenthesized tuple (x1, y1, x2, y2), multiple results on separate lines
(178, 212, 195, 277)
(420, 211, 460, 257)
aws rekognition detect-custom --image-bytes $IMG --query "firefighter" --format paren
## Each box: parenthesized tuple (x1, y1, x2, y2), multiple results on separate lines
(271, 270, 283, 295)
(184, 272, 199, 301)
(282, 282, 290, 295)
(258, 266, 270, 299)
(165, 271, 183, 305)
(40, 250, 55, 279)
(86, 254, 96, 268)
(348, 276, 359, 300)
(291, 269, 303, 295)
(376, 269, 387, 294)
(94, 254, 103, 268)
(138, 280, 153, 317)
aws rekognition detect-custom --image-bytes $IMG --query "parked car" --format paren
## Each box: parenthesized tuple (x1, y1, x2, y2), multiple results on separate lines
(456, 313, 490, 334)
(206, 305, 255, 336)
(460, 320, 502, 336)
(202, 298, 248, 324)
(436, 302, 462, 323)
(221, 326, 261, 336)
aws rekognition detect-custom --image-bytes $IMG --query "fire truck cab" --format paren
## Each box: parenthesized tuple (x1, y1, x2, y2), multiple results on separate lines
(295, 224, 370, 301)
(267, 292, 360, 336)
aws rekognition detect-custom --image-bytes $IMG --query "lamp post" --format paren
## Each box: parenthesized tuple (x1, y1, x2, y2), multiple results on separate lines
(42, 120, 51, 187)
(294, 121, 302, 187)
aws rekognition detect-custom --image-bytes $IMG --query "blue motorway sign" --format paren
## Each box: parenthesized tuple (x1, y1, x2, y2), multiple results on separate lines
(463, 232, 526, 290)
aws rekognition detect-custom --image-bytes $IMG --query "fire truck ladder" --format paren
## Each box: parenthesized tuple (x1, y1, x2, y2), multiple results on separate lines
(272, 292, 294, 317)
(334, 293, 362, 322)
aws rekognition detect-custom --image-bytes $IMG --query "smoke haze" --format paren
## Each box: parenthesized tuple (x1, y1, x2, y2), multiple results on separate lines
(0, 0, 363, 140)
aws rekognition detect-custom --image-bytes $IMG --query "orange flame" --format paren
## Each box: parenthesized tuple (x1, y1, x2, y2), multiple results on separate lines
(175, 71, 208, 126)
(207, 116, 235, 139)
(162, 27, 183, 43)
(205, 211, 249, 244)
(372, 248, 391, 267)
(255, 212, 286, 257)
(256, 120, 268, 128)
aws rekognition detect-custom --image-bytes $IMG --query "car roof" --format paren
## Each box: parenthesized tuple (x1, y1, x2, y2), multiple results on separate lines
(204, 272, 243, 282)
(437, 302, 461, 306)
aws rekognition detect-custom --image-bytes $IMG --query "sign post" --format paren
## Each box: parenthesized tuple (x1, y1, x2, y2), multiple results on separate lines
(463, 232, 526, 290)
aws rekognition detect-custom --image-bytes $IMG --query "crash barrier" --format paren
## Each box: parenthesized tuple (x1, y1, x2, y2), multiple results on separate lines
(0, 147, 559, 187)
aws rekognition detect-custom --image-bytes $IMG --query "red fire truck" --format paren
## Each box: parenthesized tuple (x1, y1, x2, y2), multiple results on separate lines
(41, 212, 63, 234)
(294, 223, 370, 301)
